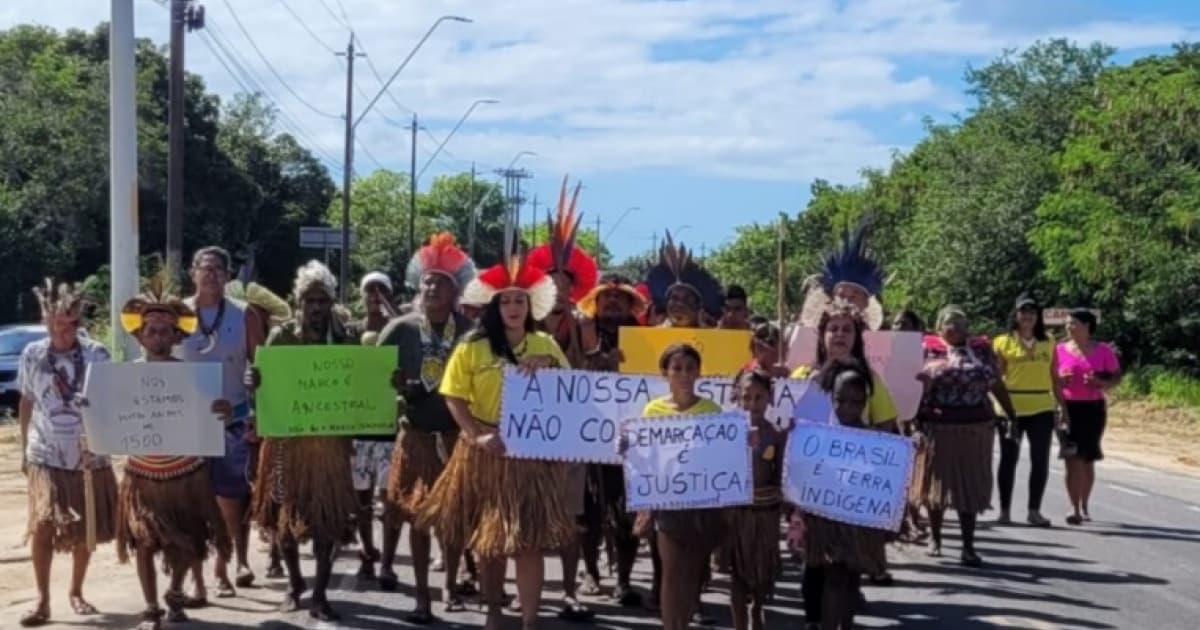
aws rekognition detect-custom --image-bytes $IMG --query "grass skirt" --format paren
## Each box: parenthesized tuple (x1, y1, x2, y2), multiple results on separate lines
(26, 464, 118, 553)
(384, 428, 456, 527)
(413, 437, 574, 559)
(923, 420, 994, 514)
(802, 514, 887, 575)
(726, 502, 782, 595)
(116, 464, 231, 567)
(252, 436, 356, 544)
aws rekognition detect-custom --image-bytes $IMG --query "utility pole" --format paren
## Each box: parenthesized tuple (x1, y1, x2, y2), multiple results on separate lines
(595, 215, 602, 258)
(495, 167, 531, 250)
(407, 113, 418, 257)
(336, 35, 364, 302)
(467, 161, 477, 258)
(110, 0, 140, 361)
(167, 0, 204, 281)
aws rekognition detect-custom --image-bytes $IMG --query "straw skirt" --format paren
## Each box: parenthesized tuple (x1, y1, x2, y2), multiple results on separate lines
(253, 436, 356, 544)
(384, 428, 456, 527)
(116, 463, 230, 567)
(26, 464, 118, 553)
(414, 437, 574, 559)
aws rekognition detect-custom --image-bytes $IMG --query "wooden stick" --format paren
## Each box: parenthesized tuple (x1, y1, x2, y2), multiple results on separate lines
(80, 435, 96, 553)
(776, 214, 787, 366)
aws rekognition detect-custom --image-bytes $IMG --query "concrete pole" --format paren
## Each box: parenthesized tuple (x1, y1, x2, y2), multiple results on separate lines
(109, 0, 140, 361)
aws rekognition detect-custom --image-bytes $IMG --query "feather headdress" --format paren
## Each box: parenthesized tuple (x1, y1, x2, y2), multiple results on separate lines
(225, 280, 291, 323)
(643, 231, 723, 319)
(120, 268, 197, 335)
(33, 278, 87, 320)
(525, 176, 599, 303)
(461, 255, 557, 322)
(799, 220, 885, 330)
(293, 260, 337, 301)
(405, 232, 477, 292)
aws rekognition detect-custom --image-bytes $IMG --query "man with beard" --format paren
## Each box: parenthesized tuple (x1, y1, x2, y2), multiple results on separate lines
(179, 247, 256, 599)
(18, 280, 117, 628)
(110, 284, 231, 630)
(376, 233, 476, 623)
(248, 261, 359, 621)
(576, 273, 649, 606)
(644, 233, 724, 330)
(525, 178, 601, 622)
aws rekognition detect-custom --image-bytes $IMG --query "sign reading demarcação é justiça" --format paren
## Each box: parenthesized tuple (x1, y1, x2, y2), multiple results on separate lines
(783, 421, 915, 532)
(255, 345, 396, 437)
(500, 367, 663, 464)
(621, 411, 753, 511)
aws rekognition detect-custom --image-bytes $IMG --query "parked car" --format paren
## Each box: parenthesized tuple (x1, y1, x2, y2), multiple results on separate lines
(0, 324, 47, 409)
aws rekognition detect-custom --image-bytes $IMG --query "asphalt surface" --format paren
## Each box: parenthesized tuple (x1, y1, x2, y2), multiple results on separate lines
(4, 447, 1198, 629)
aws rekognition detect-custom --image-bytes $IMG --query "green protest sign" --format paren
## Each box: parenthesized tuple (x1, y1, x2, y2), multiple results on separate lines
(255, 345, 395, 437)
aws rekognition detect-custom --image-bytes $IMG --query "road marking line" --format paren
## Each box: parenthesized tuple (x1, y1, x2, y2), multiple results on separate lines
(1107, 484, 1148, 497)
(979, 615, 1061, 629)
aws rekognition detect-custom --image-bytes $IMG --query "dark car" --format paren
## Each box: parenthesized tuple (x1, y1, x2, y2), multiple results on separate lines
(0, 324, 47, 409)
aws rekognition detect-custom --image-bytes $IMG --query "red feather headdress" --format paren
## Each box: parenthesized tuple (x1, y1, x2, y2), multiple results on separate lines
(406, 232, 478, 291)
(461, 255, 557, 321)
(525, 176, 599, 303)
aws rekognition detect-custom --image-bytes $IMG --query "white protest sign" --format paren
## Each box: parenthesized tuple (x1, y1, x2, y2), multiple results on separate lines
(500, 368, 667, 464)
(782, 421, 915, 532)
(698, 377, 831, 430)
(622, 411, 753, 511)
(81, 362, 224, 457)
(786, 328, 923, 421)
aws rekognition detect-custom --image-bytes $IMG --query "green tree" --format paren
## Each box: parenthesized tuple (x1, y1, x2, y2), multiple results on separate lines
(327, 169, 431, 284)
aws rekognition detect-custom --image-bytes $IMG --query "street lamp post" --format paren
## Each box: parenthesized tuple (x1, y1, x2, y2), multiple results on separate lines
(604, 205, 641, 243)
(339, 15, 471, 301)
(416, 98, 499, 180)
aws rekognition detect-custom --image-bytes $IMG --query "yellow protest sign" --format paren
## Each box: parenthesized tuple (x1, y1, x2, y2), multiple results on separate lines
(618, 327, 751, 376)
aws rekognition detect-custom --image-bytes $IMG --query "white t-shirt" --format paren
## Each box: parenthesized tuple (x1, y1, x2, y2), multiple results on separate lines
(19, 336, 112, 470)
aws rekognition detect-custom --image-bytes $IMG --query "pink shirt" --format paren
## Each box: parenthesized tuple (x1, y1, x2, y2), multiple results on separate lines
(1056, 342, 1120, 401)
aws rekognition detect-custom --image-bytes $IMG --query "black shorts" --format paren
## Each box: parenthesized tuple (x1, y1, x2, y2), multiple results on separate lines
(1063, 400, 1106, 462)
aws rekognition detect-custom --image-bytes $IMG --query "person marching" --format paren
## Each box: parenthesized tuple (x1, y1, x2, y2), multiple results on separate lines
(223, 278, 292, 580)
(180, 247, 256, 598)
(414, 251, 575, 630)
(1056, 309, 1121, 525)
(525, 177, 601, 622)
(576, 273, 649, 606)
(348, 272, 398, 581)
(994, 295, 1059, 527)
(797, 222, 887, 332)
(17, 280, 118, 628)
(917, 306, 1018, 566)
(641, 236, 725, 623)
(111, 283, 233, 630)
(727, 368, 785, 630)
(628, 343, 726, 630)
(803, 358, 890, 630)
(249, 261, 360, 621)
(377, 233, 476, 622)
(645, 232, 724, 330)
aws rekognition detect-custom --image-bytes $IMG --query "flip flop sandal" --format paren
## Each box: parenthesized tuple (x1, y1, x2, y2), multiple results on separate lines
(960, 551, 983, 568)
(309, 602, 341, 622)
(578, 575, 603, 596)
(557, 601, 595, 622)
(18, 608, 50, 627)
(378, 571, 399, 592)
(405, 609, 437, 625)
(165, 607, 189, 623)
(1066, 515, 1083, 526)
(456, 579, 479, 597)
(868, 571, 895, 586)
(69, 597, 99, 616)
(135, 608, 163, 630)
(265, 565, 285, 579)
(235, 567, 256, 588)
(444, 596, 467, 613)
(615, 585, 643, 608)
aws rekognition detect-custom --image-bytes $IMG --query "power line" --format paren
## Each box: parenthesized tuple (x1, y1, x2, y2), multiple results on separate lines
(315, 0, 350, 28)
(323, 2, 416, 118)
(356, 139, 386, 172)
(219, 0, 340, 119)
(276, 0, 336, 53)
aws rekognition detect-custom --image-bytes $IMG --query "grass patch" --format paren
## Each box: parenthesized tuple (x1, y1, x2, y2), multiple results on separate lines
(1114, 366, 1200, 416)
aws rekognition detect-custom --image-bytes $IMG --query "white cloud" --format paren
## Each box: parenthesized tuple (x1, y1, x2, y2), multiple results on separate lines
(0, 0, 1192, 185)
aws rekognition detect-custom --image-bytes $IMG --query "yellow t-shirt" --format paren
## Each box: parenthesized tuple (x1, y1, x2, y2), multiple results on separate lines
(992, 333, 1056, 416)
(439, 331, 570, 426)
(790, 364, 897, 425)
(642, 396, 723, 418)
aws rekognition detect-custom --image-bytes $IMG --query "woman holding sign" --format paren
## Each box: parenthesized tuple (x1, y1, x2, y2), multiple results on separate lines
(249, 261, 359, 621)
(917, 306, 1017, 566)
(415, 255, 573, 630)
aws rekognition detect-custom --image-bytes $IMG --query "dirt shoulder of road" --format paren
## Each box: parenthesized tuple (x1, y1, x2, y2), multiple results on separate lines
(1104, 399, 1200, 474)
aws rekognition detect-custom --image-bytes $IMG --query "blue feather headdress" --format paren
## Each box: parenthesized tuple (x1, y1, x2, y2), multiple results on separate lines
(799, 220, 886, 329)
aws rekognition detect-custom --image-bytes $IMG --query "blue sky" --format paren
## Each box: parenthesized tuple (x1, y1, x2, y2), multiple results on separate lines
(3, 0, 1199, 261)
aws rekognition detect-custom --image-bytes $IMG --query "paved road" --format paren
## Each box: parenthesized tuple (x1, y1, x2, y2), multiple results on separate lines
(3, 448, 1198, 629)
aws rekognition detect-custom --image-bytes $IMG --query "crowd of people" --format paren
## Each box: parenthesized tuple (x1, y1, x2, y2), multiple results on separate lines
(15, 184, 1122, 629)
